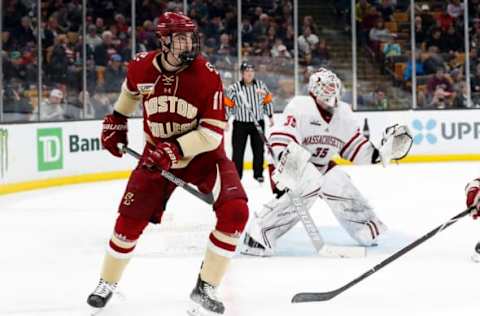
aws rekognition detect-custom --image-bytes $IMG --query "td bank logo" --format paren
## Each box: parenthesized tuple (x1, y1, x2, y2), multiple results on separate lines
(37, 128, 63, 171)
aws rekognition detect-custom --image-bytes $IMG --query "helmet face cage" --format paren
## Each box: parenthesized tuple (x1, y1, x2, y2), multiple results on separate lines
(308, 68, 342, 108)
(168, 31, 200, 65)
(157, 12, 200, 65)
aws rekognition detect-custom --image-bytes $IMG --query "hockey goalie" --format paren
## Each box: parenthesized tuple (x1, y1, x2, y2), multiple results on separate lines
(242, 68, 413, 257)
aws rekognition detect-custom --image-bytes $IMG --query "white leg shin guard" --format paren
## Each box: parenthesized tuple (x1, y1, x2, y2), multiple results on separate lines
(245, 164, 322, 253)
(321, 168, 387, 246)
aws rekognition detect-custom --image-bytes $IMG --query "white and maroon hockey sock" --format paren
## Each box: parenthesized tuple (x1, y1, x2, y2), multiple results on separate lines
(200, 230, 239, 286)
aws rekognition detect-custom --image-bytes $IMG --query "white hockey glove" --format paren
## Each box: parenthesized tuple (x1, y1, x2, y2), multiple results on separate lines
(271, 142, 312, 192)
(378, 124, 413, 167)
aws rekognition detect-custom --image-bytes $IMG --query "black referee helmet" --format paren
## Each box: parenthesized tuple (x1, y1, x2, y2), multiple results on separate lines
(240, 61, 255, 72)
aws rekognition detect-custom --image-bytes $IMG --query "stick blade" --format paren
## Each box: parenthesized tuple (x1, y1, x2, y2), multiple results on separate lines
(291, 291, 338, 303)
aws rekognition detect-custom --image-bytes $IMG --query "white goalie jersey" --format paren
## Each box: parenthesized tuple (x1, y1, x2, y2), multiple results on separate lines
(269, 96, 376, 174)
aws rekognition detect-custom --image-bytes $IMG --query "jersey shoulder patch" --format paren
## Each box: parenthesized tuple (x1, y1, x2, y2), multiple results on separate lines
(190, 55, 221, 80)
(129, 51, 156, 68)
(126, 51, 157, 84)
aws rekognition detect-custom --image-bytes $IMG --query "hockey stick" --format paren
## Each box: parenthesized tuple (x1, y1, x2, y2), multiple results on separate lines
(237, 91, 365, 258)
(291, 207, 474, 303)
(119, 144, 215, 205)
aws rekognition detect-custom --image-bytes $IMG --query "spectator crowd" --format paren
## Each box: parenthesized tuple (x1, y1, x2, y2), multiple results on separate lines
(2, 0, 301, 121)
(349, 0, 479, 109)
(2, 0, 480, 122)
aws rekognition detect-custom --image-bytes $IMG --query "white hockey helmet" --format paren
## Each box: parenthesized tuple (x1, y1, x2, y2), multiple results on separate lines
(308, 68, 342, 109)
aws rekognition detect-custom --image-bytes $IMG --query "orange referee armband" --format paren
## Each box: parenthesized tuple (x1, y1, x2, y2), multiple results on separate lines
(224, 96, 235, 108)
(262, 93, 273, 105)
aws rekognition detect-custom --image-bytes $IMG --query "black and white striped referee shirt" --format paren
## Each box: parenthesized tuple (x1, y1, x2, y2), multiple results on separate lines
(225, 79, 274, 122)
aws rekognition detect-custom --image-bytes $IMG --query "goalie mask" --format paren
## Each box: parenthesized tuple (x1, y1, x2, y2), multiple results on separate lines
(308, 68, 342, 111)
(156, 12, 200, 66)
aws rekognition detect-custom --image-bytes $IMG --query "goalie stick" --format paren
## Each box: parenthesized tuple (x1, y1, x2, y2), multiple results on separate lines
(236, 91, 365, 258)
(119, 144, 215, 205)
(291, 207, 473, 303)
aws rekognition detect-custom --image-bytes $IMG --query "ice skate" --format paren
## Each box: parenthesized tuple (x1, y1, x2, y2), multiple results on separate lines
(352, 220, 388, 247)
(187, 275, 225, 315)
(87, 278, 117, 310)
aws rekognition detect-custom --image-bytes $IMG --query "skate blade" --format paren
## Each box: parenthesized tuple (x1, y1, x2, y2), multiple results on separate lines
(471, 252, 480, 263)
(240, 248, 268, 257)
(240, 245, 274, 257)
(187, 301, 221, 316)
(90, 307, 104, 316)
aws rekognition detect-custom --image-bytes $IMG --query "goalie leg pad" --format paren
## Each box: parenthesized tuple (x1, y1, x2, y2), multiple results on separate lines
(246, 163, 323, 251)
(321, 168, 387, 246)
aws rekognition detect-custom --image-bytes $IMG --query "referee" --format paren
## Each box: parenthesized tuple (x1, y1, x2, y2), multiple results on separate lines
(225, 62, 274, 183)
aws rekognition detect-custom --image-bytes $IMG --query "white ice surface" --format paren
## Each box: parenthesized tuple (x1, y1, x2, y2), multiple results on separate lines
(1, 162, 480, 316)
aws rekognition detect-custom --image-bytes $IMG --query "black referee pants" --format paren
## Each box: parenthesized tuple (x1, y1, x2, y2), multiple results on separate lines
(231, 120, 265, 180)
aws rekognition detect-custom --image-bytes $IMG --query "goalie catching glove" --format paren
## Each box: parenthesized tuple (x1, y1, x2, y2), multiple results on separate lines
(378, 124, 413, 166)
(466, 179, 480, 219)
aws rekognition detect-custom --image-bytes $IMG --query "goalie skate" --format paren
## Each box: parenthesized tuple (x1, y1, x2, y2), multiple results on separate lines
(240, 233, 274, 257)
(187, 275, 225, 316)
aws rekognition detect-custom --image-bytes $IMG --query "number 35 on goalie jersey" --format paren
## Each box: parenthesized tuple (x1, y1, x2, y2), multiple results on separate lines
(269, 96, 376, 175)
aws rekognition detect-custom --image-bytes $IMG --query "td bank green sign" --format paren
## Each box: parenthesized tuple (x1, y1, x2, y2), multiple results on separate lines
(37, 128, 63, 171)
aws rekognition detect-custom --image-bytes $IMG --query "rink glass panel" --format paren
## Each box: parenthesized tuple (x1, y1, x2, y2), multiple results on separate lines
(186, 0, 240, 90)
(296, 1, 354, 109)
(468, 0, 480, 108)
(241, 0, 295, 112)
(1, 0, 39, 122)
(39, 1, 86, 121)
(87, 0, 133, 119)
(353, 0, 411, 110)
(413, 0, 470, 110)
(1, 0, 478, 123)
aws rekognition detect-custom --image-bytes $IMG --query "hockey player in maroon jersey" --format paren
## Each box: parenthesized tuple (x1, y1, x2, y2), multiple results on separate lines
(87, 12, 249, 315)
(465, 179, 480, 262)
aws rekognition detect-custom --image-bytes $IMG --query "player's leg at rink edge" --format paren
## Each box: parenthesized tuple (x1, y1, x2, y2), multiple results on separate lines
(189, 198, 249, 316)
(188, 158, 249, 315)
(87, 199, 249, 316)
(87, 159, 249, 315)
(321, 167, 387, 246)
(87, 214, 148, 310)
